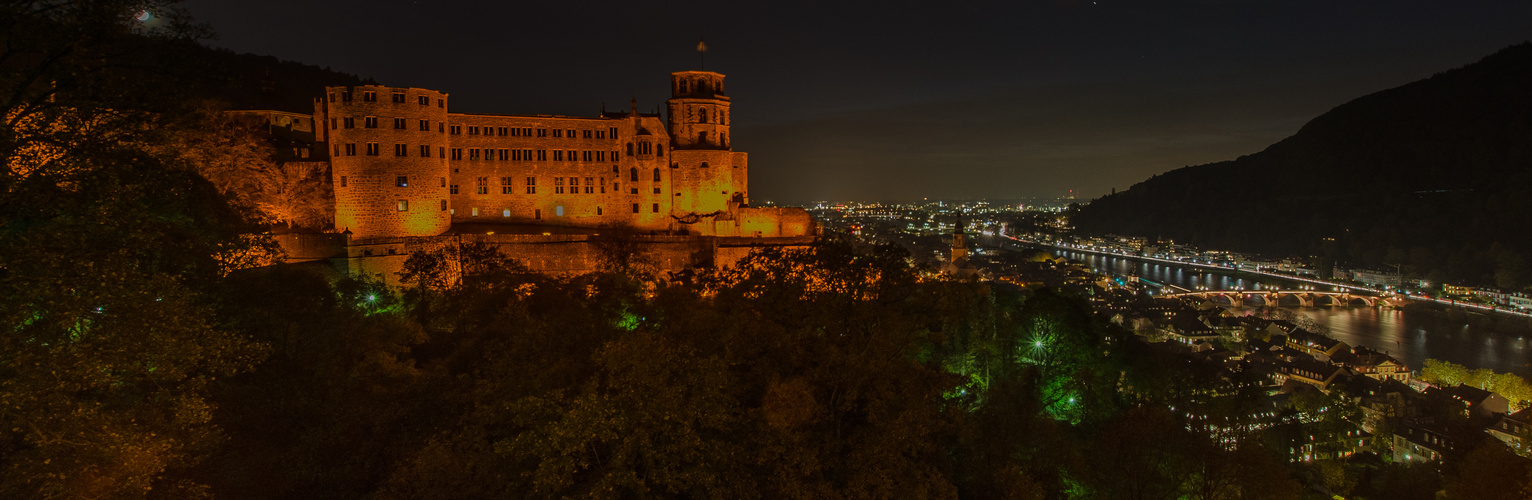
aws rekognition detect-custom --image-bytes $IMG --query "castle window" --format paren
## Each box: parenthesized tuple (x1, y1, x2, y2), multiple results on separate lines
(501, 177, 512, 194)
(596, 151, 604, 162)
(476, 177, 488, 194)
(629, 167, 638, 182)
(440, 177, 446, 187)
(330, 118, 337, 130)
(679, 80, 687, 93)
(419, 119, 430, 131)
(397, 200, 408, 211)
(582, 130, 592, 139)
(499, 127, 508, 136)
(420, 145, 431, 157)
(627, 143, 633, 156)
(632, 203, 640, 214)
(570, 177, 579, 188)
(396, 176, 408, 187)
(698, 131, 707, 143)
(365, 116, 378, 128)
(699, 108, 708, 123)
(343, 117, 355, 129)
(441, 200, 448, 211)
(653, 187, 660, 194)
(612, 149, 619, 160)
(345, 143, 357, 156)
(567, 128, 575, 138)
(498, 149, 508, 161)
(596, 130, 604, 139)
(630, 188, 638, 194)
(418, 95, 429, 105)
(450, 184, 459, 194)
(468, 149, 479, 160)
(471, 207, 479, 217)
(468, 126, 479, 135)
(653, 168, 661, 182)
(568, 149, 577, 161)
(556, 206, 564, 217)
(534, 209, 541, 219)
(392, 93, 405, 103)
(700, 162, 709, 168)
(609, 127, 618, 139)
(392, 144, 404, 156)
(553, 150, 563, 161)
(522, 128, 531, 136)
(583, 151, 592, 161)
(342, 91, 353, 102)
(538, 128, 547, 137)
(670, 162, 678, 169)
(597, 207, 603, 215)
(537, 150, 547, 161)
(328, 92, 336, 102)
(363, 91, 377, 102)
(339, 176, 347, 187)
(585, 177, 594, 193)
(552, 129, 561, 138)
(439, 123, 444, 133)
(437, 98, 444, 108)
(450, 125, 461, 134)
(652, 203, 659, 213)
(439, 146, 445, 158)
(657, 145, 663, 156)
(366, 143, 379, 156)
(502, 209, 510, 217)
(600, 177, 606, 193)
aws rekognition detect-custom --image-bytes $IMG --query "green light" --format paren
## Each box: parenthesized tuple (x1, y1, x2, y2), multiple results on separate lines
(367, 294, 377, 301)
(1034, 340, 1043, 348)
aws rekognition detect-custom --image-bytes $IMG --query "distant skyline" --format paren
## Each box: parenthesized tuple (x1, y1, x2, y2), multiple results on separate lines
(184, 0, 1532, 204)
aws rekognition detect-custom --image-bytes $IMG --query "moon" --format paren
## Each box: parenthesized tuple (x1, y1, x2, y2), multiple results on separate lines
(135, 10, 151, 22)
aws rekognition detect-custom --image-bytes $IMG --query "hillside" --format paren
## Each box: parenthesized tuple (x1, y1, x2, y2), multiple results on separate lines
(124, 37, 369, 113)
(1073, 43, 1532, 289)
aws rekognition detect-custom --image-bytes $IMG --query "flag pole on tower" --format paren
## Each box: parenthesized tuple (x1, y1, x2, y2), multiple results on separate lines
(697, 37, 707, 70)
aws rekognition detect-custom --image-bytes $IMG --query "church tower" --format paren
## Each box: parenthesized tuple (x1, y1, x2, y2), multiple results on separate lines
(951, 215, 968, 264)
(667, 71, 748, 215)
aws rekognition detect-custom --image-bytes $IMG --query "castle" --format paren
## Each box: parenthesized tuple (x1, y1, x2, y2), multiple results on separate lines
(263, 69, 816, 281)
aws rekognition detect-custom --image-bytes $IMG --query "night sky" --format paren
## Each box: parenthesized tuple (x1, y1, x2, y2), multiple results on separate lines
(183, 0, 1532, 204)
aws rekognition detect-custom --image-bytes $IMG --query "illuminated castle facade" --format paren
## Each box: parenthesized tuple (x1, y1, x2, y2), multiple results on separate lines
(269, 70, 815, 280)
(315, 70, 809, 241)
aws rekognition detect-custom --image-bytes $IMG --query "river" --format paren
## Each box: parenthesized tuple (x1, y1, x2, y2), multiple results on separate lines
(1045, 248, 1532, 377)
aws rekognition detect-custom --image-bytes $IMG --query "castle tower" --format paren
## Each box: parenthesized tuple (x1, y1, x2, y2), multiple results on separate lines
(951, 214, 968, 264)
(668, 71, 748, 215)
(320, 85, 452, 239)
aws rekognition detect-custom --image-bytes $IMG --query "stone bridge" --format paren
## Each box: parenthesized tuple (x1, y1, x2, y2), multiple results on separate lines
(1162, 290, 1393, 308)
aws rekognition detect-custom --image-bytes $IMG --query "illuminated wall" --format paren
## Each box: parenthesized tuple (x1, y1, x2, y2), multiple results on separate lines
(321, 85, 452, 239)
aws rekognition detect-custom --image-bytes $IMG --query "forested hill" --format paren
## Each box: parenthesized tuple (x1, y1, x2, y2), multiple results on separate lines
(1073, 43, 1532, 290)
(136, 38, 369, 113)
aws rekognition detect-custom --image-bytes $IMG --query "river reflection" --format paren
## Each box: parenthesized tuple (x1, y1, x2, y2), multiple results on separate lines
(1048, 249, 1532, 377)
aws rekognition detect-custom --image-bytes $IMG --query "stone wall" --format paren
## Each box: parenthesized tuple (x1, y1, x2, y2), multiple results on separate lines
(322, 85, 452, 239)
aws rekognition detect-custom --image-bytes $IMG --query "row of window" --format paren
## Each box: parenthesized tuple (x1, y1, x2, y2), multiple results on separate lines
(340, 168, 664, 190)
(391, 200, 659, 216)
(331, 116, 443, 132)
(330, 90, 444, 108)
(330, 142, 624, 163)
(445, 203, 659, 218)
(451, 125, 620, 140)
(327, 118, 621, 143)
